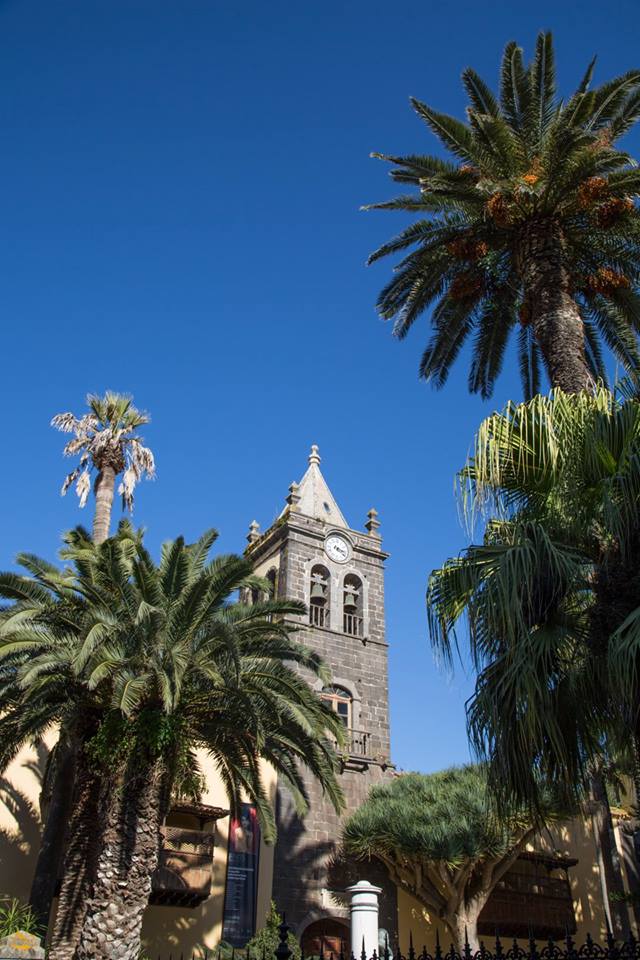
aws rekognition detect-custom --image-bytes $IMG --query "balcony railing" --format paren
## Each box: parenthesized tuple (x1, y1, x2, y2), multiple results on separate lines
(343, 612, 363, 637)
(150, 826, 214, 908)
(309, 604, 329, 628)
(332, 728, 373, 759)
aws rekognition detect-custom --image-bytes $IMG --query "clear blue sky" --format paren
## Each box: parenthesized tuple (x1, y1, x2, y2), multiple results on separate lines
(1, 0, 639, 774)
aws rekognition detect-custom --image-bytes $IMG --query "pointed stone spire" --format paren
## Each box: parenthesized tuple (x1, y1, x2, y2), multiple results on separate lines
(279, 445, 348, 528)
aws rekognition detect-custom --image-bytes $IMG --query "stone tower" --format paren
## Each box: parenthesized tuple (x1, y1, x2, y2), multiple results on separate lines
(245, 446, 395, 947)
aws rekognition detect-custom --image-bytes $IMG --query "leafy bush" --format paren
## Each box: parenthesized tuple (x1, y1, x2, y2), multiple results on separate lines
(245, 901, 301, 960)
(0, 898, 42, 938)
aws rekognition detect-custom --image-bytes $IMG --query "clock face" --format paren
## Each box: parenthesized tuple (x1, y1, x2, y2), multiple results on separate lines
(325, 534, 351, 563)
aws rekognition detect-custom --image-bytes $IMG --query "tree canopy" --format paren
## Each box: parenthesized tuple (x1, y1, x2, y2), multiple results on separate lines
(427, 387, 640, 812)
(343, 765, 567, 951)
(0, 522, 345, 959)
(366, 33, 640, 396)
(52, 391, 155, 543)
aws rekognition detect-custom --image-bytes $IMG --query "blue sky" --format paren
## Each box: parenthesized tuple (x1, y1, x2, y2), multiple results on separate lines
(1, 0, 639, 773)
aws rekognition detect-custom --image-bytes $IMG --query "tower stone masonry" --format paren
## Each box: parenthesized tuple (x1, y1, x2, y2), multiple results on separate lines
(245, 446, 396, 947)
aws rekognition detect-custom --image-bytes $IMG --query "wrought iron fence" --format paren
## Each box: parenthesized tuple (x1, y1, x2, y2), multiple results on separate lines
(144, 923, 640, 960)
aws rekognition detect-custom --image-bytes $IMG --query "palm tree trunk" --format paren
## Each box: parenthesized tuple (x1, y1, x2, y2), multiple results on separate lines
(92, 465, 116, 544)
(48, 745, 102, 960)
(28, 729, 77, 933)
(32, 468, 116, 936)
(590, 773, 631, 940)
(75, 757, 166, 960)
(517, 219, 594, 394)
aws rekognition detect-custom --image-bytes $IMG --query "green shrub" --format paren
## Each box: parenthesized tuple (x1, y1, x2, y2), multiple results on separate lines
(245, 902, 301, 960)
(0, 898, 42, 939)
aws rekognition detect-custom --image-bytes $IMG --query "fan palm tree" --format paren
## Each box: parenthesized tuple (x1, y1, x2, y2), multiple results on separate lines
(426, 387, 640, 934)
(52, 391, 155, 544)
(366, 33, 640, 397)
(27, 394, 155, 933)
(0, 524, 344, 960)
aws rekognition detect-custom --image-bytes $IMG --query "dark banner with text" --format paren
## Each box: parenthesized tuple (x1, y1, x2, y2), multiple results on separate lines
(222, 803, 261, 946)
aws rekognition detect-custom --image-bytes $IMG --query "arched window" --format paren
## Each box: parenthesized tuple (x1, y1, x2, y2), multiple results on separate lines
(343, 574, 363, 637)
(321, 685, 352, 728)
(309, 564, 330, 628)
(266, 568, 278, 600)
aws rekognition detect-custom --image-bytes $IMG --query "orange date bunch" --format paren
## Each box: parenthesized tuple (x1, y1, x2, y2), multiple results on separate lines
(586, 267, 631, 295)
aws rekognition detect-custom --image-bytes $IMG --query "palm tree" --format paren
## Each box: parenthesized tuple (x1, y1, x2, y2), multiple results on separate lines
(52, 391, 155, 544)
(426, 387, 640, 934)
(0, 524, 344, 960)
(29, 393, 156, 933)
(366, 33, 640, 397)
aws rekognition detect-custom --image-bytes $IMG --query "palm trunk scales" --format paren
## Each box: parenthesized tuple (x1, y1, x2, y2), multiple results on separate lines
(74, 758, 166, 960)
(517, 220, 594, 394)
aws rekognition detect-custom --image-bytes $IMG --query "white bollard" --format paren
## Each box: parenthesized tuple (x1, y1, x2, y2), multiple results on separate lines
(346, 880, 382, 959)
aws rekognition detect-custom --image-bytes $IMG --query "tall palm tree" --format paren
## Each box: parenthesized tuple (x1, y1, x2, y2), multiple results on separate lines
(0, 524, 344, 960)
(52, 391, 155, 544)
(426, 387, 640, 934)
(366, 33, 640, 397)
(29, 393, 156, 933)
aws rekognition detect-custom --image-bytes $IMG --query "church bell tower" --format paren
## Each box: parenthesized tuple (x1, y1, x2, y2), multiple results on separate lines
(245, 446, 395, 947)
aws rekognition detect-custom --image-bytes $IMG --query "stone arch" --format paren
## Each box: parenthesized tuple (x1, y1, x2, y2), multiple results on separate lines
(299, 913, 350, 954)
(340, 565, 370, 638)
(309, 562, 331, 629)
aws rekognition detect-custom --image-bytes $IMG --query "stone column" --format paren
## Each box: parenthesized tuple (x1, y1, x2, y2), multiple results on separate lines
(346, 880, 382, 959)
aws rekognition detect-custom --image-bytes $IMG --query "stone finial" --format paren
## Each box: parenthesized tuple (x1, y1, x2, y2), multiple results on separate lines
(247, 519, 260, 545)
(365, 508, 381, 538)
(286, 481, 301, 508)
(0, 930, 45, 958)
(308, 444, 321, 466)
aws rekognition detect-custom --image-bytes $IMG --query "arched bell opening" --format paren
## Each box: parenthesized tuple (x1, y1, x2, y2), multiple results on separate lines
(342, 573, 363, 637)
(309, 564, 330, 628)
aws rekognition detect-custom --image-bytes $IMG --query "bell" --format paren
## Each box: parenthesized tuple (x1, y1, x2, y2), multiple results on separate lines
(344, 589, 358, 611)
(310, 581, 326, 602)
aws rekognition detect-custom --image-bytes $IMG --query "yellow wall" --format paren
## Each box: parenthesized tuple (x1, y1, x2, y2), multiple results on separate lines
(140, 753, 277, 954)
(0, 733, 56, 900)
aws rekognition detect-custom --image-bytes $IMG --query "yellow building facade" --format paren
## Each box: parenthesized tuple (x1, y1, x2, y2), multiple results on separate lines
(3, 734, 639, 955)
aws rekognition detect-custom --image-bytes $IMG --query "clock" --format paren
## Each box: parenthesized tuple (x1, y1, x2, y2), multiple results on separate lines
(325, 534, 351, 563)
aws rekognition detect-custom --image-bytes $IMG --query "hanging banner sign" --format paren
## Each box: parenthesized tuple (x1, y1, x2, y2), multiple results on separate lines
(222, 803, 261, 946)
